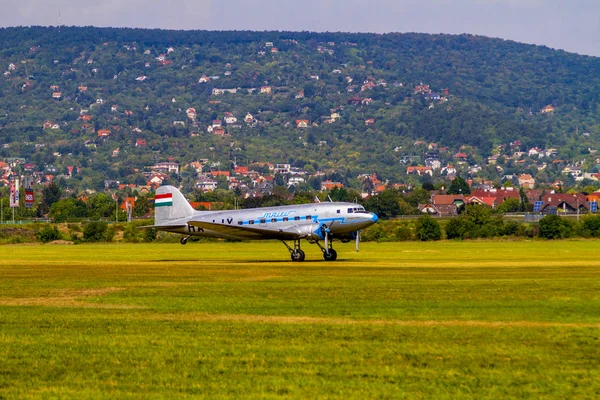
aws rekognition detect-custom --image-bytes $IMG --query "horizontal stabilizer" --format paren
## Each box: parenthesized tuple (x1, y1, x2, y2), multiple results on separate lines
(137, 224, 187, 230)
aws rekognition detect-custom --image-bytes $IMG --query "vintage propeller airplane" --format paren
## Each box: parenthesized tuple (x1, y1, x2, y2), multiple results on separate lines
(146, 185, 378, 261)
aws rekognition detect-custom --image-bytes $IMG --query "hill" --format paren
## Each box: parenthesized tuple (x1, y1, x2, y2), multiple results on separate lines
(1, 26, 600, 191)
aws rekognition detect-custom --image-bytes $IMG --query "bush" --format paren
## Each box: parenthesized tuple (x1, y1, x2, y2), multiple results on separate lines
(0, 227, 37, 244)
(83, 221, 112, 242)
(36, 225, 62, 243)
(361, 224, 386, 242)
(122, 220, 157, 243)
(415, 215, 441, 241)
(445, 217, 473, 240)
(582, 215, 600, 237)
(538, 215, 572, 239)
(517, 223, 537, 238)
(501, 221, 520, 236)
(394, 224, 413, 241)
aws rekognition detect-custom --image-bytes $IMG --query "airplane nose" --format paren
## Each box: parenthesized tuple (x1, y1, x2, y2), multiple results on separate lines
(370, 213, 378, 223)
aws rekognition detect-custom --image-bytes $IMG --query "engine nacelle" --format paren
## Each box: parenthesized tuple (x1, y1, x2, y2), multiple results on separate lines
(295, 222, 325, 242)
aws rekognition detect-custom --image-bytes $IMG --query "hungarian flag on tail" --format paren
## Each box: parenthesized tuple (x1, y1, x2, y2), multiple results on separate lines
(155, 193, 173, 207)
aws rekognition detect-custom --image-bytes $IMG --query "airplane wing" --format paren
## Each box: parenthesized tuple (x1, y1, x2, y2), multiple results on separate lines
(188, 221, 306, 240)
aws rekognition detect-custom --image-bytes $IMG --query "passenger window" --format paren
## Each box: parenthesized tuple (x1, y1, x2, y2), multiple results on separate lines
(271, 218, 277, 223)
(283, 217, 289, 222)
(337, 210, 341, 214)
(306, 216, 311, 220)
(294, 216, 300, 221)
(347, 208, 353, 213)
(260, 219, 266, 224)
(249, 220, 255, 225)
(238, 221, 243, 225)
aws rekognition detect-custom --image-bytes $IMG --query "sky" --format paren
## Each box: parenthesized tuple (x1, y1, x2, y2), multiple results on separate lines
(1, 0, 599, 57)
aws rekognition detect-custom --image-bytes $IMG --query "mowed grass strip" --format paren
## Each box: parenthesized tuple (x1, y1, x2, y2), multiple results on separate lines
(1, 240, 599, 398)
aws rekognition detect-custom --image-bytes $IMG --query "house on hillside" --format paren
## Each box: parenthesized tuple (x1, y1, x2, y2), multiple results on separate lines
(541, 105, 555, 114)
(321, 181, 343, 191)
(224, 113, 237, 124)
(186, 108, 197, 119)
(97, 129, 111, 138)
(418, 203, 459, 217)
(406, 166, 433, 176)
(518, 174, 536, 189)
(152, 162, 179, 174)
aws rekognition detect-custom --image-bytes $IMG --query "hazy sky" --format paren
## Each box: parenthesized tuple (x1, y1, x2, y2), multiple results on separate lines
(2, 0, 599, 57)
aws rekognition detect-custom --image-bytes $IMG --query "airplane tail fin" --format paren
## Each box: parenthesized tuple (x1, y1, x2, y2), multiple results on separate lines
(154, 185, 195, 225)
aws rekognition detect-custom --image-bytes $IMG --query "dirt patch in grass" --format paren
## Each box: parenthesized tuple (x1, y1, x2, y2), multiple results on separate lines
(46, 240, 75, 245)
(0, 287, 143, 309)
(149, 313, 600, 329)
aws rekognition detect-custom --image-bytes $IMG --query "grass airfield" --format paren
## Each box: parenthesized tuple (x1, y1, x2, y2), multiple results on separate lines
(1, 240, 599, 399)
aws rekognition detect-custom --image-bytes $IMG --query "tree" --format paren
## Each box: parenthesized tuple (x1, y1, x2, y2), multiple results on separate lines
(447, 176, 471, 195)
(422, 181, 435, 191)
(415, 215, 441, 241)
(363, 189, 401, 219)
(496, 198, 521, 213)
(519, 187, 529, 211)
(39, 181, 63, 215)
(86, 193, 115, 220)
(49, 198, 88, 222)
(134, 196, 151, 217)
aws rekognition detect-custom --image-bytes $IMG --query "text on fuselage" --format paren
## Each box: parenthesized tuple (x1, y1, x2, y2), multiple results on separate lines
(260, 210, 296, 219)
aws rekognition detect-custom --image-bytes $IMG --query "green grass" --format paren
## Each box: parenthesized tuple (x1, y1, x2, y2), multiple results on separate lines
(1, 240, 599, 399)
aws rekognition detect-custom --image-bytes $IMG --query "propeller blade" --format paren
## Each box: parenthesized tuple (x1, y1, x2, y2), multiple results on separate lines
(355, 230, 361, 252)
(324, 231, 329, 255)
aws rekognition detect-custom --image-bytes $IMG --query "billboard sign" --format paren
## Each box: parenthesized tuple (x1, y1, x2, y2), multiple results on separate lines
(9, 177, 19, 208)
(24, 176, 34, 208)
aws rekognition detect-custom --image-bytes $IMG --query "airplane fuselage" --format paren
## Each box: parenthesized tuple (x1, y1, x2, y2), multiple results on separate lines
(157, 202, 377, 241)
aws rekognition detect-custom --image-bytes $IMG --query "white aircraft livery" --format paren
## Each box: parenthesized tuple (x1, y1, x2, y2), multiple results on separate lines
(148, 185, 379, 261)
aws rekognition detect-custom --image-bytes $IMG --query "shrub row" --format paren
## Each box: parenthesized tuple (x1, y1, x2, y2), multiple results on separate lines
(362, 206, 600, 241)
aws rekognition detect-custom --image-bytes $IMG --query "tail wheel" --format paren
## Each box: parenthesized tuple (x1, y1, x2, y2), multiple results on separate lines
(323, 249, 337, 261)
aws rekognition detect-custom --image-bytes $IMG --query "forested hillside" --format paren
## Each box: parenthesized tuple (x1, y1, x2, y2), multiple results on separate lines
(1, 26, 600, 191)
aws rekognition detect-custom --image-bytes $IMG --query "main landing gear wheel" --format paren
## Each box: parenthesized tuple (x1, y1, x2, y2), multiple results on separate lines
(283, 239, 306, 262)
(323, 249, 337, 261)
(180, 235, 190, 245)
(291, 249, 306, 262)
